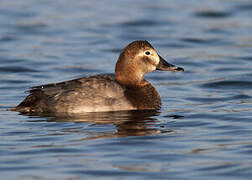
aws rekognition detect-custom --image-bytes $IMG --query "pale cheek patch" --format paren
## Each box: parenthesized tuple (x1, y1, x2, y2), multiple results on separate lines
(152, 53, 160, 66)
(147, 64, 156, 72)
(143, 50, 160, 66)
(137, 51, 159, 72)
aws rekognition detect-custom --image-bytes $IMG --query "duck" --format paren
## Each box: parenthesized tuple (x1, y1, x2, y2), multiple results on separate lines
(11, 40, 184, 114)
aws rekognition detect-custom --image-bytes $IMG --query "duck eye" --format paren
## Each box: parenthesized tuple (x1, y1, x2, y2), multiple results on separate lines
(145, 51, 151, 55)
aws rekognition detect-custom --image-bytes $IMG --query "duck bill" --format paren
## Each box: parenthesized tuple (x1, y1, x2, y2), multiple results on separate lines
(156, 55, 184, 72)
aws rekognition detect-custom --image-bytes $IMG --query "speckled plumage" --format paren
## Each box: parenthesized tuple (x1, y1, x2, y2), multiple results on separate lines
(13, 75, 134, 114)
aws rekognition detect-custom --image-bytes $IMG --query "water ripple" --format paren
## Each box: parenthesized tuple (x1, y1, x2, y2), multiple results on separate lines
(201, 80, 252, 90)
(0, 66, 40, 73)
(194, 11, 233, 18)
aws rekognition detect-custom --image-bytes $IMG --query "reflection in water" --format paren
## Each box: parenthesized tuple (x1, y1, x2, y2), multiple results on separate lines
(27, 110, 176, 140)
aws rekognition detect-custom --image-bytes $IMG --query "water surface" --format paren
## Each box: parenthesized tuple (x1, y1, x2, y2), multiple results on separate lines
(1, 0, 252, 179)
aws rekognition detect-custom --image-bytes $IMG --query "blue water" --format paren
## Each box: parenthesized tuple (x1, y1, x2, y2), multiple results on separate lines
(1, 0, 252, 179)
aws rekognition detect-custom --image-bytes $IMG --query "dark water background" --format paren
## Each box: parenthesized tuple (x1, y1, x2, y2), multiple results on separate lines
(1, 0, 252, 179)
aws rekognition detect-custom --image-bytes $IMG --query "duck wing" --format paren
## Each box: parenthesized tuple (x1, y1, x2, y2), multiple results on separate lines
(12, 75, 129, 114)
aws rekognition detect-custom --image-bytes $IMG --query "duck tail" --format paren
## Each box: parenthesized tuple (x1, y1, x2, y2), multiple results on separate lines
(10, 91, 44, 113)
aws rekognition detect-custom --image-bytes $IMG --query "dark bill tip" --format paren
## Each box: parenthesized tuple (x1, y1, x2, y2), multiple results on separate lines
(156, 55, 184, 72)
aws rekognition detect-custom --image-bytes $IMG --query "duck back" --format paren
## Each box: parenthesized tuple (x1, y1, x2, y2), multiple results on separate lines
(12, 75, 134, 114)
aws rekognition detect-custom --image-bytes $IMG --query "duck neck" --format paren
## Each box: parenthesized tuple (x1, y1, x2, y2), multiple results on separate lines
(115, 52, 147, 87)
(123, 80, 161, 109)
(116, 71, 146, 87)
